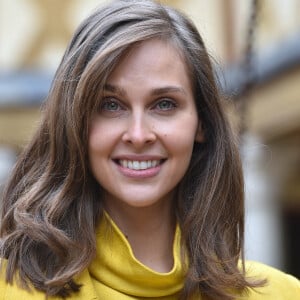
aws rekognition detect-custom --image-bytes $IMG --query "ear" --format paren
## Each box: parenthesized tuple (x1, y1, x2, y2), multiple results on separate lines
(195, 121, 205, 142)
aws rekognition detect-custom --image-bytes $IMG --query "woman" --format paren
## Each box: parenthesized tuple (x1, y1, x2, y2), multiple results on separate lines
(0, 0, 299, 299)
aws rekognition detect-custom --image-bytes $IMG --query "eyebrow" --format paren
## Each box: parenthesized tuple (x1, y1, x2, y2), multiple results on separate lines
(104, 84, 187, 96)
(151, 86, 187, 96)
(104, 84, 127, 96)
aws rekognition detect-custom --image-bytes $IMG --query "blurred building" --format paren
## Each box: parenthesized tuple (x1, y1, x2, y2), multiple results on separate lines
(0, 0, 299, 277)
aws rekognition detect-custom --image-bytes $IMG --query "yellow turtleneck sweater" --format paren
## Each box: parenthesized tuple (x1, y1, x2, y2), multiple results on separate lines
(88, 212, 185, 299)
(0, 212, 299, 299)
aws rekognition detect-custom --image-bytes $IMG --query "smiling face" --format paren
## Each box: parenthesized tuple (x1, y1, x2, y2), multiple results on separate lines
(88, 38, 203, 213)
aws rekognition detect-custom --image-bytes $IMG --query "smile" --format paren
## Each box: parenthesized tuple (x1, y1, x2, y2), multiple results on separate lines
(118, 160, 163, 170)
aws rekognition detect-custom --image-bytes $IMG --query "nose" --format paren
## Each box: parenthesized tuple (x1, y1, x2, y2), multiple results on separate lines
(122, 113, 156, 148)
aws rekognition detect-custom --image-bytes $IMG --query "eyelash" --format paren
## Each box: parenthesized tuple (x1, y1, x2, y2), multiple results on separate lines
(100, 98, 122, 111)
(153, 99, 177, 111)
(99, 97, 177, 113)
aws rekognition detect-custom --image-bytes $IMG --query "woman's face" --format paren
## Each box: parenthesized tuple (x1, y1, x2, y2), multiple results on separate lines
(88, 38, 203, 211)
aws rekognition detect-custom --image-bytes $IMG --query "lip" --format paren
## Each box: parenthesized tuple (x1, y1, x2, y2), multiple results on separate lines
(112, 154, 166, 161)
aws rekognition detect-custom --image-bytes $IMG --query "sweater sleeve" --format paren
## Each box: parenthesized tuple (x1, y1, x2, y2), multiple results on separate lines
(244, 261, 300, 299)
(0, 260, 8, 300)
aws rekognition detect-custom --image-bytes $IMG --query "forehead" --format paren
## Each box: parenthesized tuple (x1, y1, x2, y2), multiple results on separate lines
(106, 38, 193, 92)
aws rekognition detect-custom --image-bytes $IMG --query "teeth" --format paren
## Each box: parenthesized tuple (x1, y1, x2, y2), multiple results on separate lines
(140, 161, 148, 169)
(119, 160, 161, 170)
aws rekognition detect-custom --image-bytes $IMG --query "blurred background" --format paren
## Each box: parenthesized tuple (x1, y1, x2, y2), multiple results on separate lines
(0, 0, 299, 278)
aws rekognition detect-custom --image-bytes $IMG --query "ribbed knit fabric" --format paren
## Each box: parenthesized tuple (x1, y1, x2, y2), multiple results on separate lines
(88, 212, 186, 299)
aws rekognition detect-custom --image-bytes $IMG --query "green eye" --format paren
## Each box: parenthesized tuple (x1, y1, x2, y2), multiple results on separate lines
(101, 99, 121, 111)
(156, 99, 176, 111)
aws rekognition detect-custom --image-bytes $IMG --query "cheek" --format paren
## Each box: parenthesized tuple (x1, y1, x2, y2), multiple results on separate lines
(88, 127, 103, 154)
(161, 122, 197, 187)
(167, 134, 196, 159)
(88, 121, 120, 151)
(161, 118, 198, 153)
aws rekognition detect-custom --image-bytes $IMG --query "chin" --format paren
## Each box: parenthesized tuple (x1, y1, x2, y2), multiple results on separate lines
(122, 198, 163, 208)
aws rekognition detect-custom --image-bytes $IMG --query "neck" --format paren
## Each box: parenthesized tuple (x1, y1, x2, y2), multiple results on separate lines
(104, 197, 176, 273)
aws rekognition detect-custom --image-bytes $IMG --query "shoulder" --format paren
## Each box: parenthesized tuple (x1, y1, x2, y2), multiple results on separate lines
(0, 259, 97, 300)
(243, 261, 300, 299)
(0, 259, 8, 300)
(0, 259, 48, 300)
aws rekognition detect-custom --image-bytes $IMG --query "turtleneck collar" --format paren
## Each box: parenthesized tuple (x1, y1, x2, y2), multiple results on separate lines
(88, 211, 186, 298)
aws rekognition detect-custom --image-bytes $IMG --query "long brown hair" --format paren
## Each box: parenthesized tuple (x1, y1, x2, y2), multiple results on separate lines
(0, 0, 263, 299)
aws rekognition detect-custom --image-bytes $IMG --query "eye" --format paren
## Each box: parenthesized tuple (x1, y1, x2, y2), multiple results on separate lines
(100, 98, 122, 111)
(155, 99, 177, 111)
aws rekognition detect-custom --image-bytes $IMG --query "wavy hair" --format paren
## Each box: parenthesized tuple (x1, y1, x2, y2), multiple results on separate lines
(0, 0, 263, 299)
